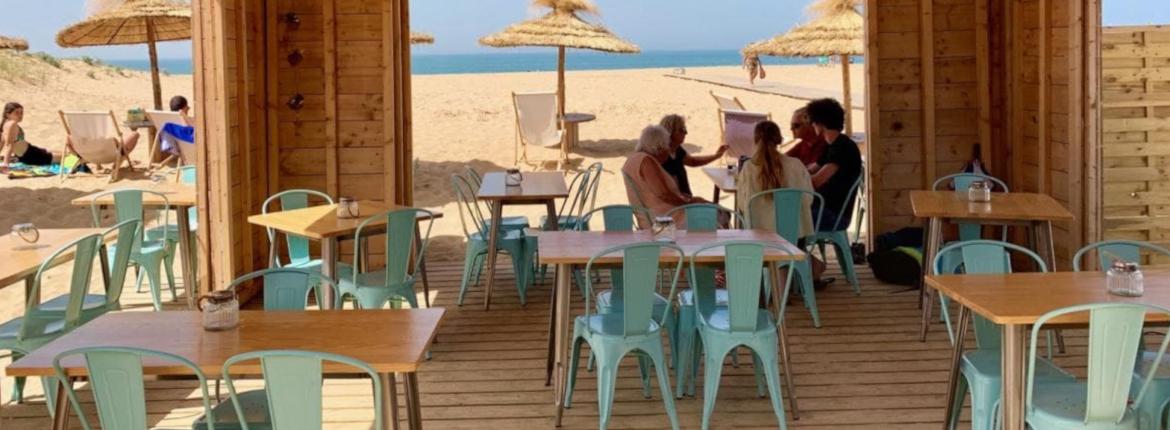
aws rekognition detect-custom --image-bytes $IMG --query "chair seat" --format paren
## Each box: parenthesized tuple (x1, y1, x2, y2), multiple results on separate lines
(109, 240, 169, 257)
(337, 268, 414, 289)
(468, 229, 528, 244)
(538, 215, 585, 230)
(0, 316, 65, 340)
(961, 349, 1071, 380)
(1028, 381, 1138, 428)
(481, 216, 530, 233)
(596, 290, 669, 316)
(146, 221, 197, 241)
(1137, 350, 1170, 379)
(700, 309, 775, 333)
(678, 288, 730, 307)
(194, 389, 272, 430)
(576, 314, 661, 336)
(36, 294, 108, 313)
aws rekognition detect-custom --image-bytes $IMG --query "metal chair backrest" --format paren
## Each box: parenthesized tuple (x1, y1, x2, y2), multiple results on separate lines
(745, 188, 824, 243)
(102, 219, 140, 308)
(933, 239, 1047, 349)
(262, 189, 333, 267)
(89, 189, 169, 256)
(576, 205, 652, 232)
(1027, 303, 1170, 425)
(690, 240, 795, 331)
(665, 203, 745, 231)
(452, 174, 490, 239)
(932, 172, 1010, 193)
(228, 268, 340, 310)
(222, 350, 383, 429)
(24, 234, 102, 339)
(822, 175, 864, 232)
(559, 166, 595, 221)
(583, 242, 684, 336)
(353, 208, 435, 290)
(178, 165, 197, 184)
(54, 346, 218, 430)
(1073, 240, 1170, 271)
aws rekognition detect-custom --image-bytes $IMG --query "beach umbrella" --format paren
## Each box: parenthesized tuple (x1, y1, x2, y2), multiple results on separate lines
(0, 36, 29, 51)
(57, 0, 191, 111)
(744, 0, 863, 133)
(411, 32, 435, 45)
(480, 0, 639, 120)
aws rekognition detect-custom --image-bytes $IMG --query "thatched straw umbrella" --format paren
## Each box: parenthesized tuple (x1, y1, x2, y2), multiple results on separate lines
(0, 36, 29, 52)
(57, 0, 191, 110)
(480, 0, 639, 120)
(411, 32, 435, 45)
(744, 0, 862, 133)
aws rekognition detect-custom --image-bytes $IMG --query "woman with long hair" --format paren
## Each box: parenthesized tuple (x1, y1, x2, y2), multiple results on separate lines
(736, 120, 814, 237)
(0, 102, 59, 167)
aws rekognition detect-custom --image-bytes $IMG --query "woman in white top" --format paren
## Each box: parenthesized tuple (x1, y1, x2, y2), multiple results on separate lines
(735, 120, 815, 238)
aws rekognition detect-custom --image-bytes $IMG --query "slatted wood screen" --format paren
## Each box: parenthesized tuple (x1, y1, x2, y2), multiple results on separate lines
(1102, 26, 1170, 263)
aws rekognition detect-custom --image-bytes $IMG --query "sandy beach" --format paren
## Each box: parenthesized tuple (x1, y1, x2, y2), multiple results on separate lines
(0, 50, 864, 264)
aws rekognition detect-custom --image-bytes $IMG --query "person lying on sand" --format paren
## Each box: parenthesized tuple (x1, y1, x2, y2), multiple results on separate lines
(0, 102, 66, 168)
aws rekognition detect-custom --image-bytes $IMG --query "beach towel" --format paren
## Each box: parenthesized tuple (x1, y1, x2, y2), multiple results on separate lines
(6, 162, 61, 178)
(160, 122, 195, 155)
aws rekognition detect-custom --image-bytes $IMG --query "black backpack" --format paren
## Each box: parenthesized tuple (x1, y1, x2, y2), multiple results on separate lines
(867, 227, 925, 287)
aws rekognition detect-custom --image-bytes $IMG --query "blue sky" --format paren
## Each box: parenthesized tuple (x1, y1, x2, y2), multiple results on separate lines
(0, 0, 1164, 60)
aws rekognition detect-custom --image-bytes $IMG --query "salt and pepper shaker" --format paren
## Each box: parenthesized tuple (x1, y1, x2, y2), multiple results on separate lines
(11, 223, 38, 245)
(652, 216, 676, 242)
(967, 180, 991, 202)
(1106, 260, 1144, 297)
(336, 197, 360, 219)
(505, 168, 524, 187)
(197, 290, 240, 331)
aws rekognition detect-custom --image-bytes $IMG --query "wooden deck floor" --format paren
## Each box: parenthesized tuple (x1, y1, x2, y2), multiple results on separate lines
(0, 256, 1092, 429)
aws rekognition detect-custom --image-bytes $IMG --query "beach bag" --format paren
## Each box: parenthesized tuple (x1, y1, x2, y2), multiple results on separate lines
(874, 227, 924, 253)
(867, 246, 922, 287)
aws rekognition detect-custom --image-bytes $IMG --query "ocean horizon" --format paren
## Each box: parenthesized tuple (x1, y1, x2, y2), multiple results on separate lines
(104, 49, 847, 76)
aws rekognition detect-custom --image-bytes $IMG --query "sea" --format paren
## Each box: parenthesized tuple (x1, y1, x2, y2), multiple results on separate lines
(104, 49, 833, 76)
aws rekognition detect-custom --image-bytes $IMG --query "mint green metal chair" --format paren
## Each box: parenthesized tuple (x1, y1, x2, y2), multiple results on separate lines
(156, 166, 200, 284)
(337, 208, 434, 309)
(745, 188, 824, 327)
(932, 173, 1011, 275)
(691, 240, 795, 430)
(453, 174, 538, 306)
(1074, 240, 1170, 430)
(90, 189, 177, 311)
(1025, 303, 1170, 430)
(465, 167, 531, 233)
(262, 189, 334, 270)
(563, 242, 683, 430)
(228, 268, 341, 310)
(39, 220, 139, 323)
(53, 346, 219, 430)
(937, 240, 1073, 430)
(542, 162, 603, 231)
(202, 350, 383, 430)
(1, 233, 101, 408)
(808, 176, 863, 295)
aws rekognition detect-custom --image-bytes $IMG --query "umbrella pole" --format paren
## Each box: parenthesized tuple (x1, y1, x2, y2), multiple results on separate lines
(147, 19, 163, 111)
(840, 53, 852, 135)
(557, 46, 566, 123)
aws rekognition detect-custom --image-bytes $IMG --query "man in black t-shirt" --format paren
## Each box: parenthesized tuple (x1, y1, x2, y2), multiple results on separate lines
(807, 99, 861, 232)
(659, 114, 728, 197)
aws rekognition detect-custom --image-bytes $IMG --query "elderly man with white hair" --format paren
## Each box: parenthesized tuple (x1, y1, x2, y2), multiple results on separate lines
(621, 125, 708, 228)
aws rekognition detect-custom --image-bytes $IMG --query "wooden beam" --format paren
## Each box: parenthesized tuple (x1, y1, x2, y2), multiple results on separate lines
(864, 0, 880, 240)
(1038, 0, 1050, 194)
(1085, 0, 1102, 244)
(191, 0, 210, 296)
(976, 0, 993, 169)
(324, 0, 339, 198)
(1068, 0, 1085, 250)
(265, 0, 279, 200)
(920, 0, 937, 185)
(1010, 0, 1024, 190)
(841, 54, 853, 135)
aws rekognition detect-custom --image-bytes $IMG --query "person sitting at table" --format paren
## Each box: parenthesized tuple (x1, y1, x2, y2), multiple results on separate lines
(622, 125, 708, 228)
(807, 98, 863, 233)
(659, 114, 729, 198)
(736, 120, 815, 238)
(784, 107, 828, 172)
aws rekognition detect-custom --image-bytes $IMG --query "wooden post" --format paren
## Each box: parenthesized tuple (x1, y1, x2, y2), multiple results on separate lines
(146, 19, 163, 111)
(840, 53, 852, 135)
(557, 46, 566, 124)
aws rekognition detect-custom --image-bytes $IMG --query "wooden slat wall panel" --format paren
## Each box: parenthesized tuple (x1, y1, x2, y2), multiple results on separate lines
(1102, 26, 1170, 263)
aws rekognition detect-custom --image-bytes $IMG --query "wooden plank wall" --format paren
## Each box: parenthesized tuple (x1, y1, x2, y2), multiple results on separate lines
(1102, 25, 1170, 263)
(194, 0, 415, 286)
(866, 0, 1100, 268)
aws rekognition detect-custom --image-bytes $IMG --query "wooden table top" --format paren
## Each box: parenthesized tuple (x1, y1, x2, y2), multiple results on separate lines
(535, 229, 805, 264)
(564, 113, 596, 124)
(0, 228, 110, 287)
(7, 309, 446, 377)
(247, 201, 443, 240)
(477, 171, 569, 202)
(71, 182, 196, 208)
(701, 167, 737, 192)
(926, 270, 1170, 325)
(909, 190, 1074, 221)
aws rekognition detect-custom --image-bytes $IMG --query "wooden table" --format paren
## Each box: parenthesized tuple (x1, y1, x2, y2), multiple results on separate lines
(927, 270, 1170, 430)
(0, 228, 110, 302)
(536, 229, 806, 425)
(477, 171, 569, 310)
(246, 201, 443, 308)
(562, 113, 595, 164)
(73, 183, 198, 308)
(910, 190, 1074, 341)
(8, 309, 444, 430)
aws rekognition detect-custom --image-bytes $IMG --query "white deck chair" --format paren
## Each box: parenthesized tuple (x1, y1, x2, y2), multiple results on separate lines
(145, 110, 186, 167)
(59, 110, 130, 182)
(721, 109, 771, 160)
(711, 91, 746, 111)
(512, 91, 565, 169)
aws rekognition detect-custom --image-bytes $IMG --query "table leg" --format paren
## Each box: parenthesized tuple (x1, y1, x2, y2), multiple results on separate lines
(712, 185, 721, 204)
(415, 227, 431, 308)
(176, 209, 196, 309)
(563, 124, 576, 170)
(920, 217, 943, 342)
(404, 372, 423, 430)
(322, 238, 338, 309)
(942, 306, 970, 430)
(1001, 324, 1026, 430)
(99, 244, 111, 292)
(483, 203, 504, 311)
(545, 199, 559, 231)
(51, 377, 71, 430)
(546, 265, 558, 386)
(554, 263, 571, 424)
(769, 262, 799, 419)
(381, 373, 400, 430)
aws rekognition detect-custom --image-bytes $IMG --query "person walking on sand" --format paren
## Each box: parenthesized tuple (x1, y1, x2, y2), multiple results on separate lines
(744, 53, 765, 86)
